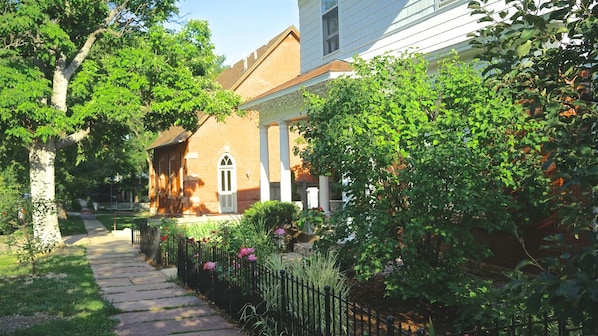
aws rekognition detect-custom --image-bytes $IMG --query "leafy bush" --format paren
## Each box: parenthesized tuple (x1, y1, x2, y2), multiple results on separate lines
(297, 52, 547, 308)
(185, 220, 221, 242)
(296, 207, 326, 233)
(210, 218, 277, 262)
(242, 201, 298, 232)
(0, 168, 27, 235)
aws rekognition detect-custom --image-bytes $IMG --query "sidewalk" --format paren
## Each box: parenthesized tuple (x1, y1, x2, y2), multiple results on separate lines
(77, 212, 244, 336)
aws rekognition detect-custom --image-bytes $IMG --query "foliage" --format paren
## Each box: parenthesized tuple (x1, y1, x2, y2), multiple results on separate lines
(7, 228, 47, 276)
(469, 0, 598, 331)
(185, 220, 222, 242)
(296, 207, 326, 233)
(154, 217, 185, 262)
(210, 218, 278, 262)
(0, 166, 27, 235)
(450, 277, 526, 331)
(0, 0, 240, 249)
(248, 252, 351, 335)
(296, 52, 548, 307)
(240, 301, 286, 336)
(242, 201, 299, 232)
(201, 201, 300, 260)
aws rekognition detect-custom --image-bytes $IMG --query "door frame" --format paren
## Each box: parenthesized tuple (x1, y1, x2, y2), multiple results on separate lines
(217, 153, 237, 213)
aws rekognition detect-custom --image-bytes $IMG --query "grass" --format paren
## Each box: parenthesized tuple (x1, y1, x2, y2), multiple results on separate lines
(0, 253, 18, 278)
(59, 215, 87, 236)
(0, 246, 119, 335)
(0, 215, 119, 335)
(0, 216, 88, 278)
(94, 211, 150, 231)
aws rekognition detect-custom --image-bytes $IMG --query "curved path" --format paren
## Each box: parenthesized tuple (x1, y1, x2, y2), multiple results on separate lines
(74, 211, 244, 336)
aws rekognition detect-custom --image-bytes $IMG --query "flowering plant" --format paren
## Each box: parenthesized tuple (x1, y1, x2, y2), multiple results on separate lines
(273, 227, 288, 252)
(203, 261, 217, 271)
(238, 247, 257, 262)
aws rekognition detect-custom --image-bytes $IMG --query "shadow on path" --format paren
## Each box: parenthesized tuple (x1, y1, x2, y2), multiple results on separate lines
(77, 210, 244, 336)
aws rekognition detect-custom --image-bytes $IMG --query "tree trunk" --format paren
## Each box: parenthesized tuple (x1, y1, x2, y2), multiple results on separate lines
(29, 138, 62, 249)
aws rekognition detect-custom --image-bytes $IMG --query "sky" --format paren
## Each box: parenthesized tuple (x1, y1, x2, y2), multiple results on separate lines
(174, 0, 300, 66)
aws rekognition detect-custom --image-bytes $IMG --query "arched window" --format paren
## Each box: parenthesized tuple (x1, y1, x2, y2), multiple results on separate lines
(218, 154, 237, 213)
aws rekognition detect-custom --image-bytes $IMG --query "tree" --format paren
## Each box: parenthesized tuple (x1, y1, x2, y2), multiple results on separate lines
(297, 52, 547, 308)
(0, 1, 240, 249)
(469, 0, 598, 330)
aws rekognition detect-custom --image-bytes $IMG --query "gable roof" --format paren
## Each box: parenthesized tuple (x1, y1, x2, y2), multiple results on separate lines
(148, 25, 300, 151)
(216, 25, 299, 92)
(147, 114, 210, 150)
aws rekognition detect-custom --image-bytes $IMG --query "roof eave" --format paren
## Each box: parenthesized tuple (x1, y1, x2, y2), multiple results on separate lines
(240, 67, 353, 110)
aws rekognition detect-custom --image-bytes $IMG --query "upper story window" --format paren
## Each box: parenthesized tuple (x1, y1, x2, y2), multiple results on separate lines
(437, 0, 460, 8)
(322, 0, 339, 55)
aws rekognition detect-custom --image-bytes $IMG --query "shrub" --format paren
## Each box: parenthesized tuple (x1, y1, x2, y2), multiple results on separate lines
(210, 218, 277, 262)
(0, 168, 27, 235)
(296, 207, 326, 233)
(185, 220, 221, 242)
(242, 201, 298, 232)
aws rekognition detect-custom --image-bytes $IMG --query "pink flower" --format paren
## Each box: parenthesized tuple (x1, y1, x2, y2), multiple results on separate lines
(247, 254, 258, 262)
(238, 247, 255, 258)
(274, 227, 286, 236)
(203, 261, 217, 271)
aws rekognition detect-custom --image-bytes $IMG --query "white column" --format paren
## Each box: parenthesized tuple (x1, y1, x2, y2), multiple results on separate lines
(279, 121, 292, 202)
(318, 175, 330, 213)
(259, 125, 271, 201)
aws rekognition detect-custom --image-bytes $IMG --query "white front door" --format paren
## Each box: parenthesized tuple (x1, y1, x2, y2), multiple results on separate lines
(218, 154, 236, 213)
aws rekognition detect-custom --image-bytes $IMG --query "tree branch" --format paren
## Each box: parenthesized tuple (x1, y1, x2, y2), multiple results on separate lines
(63, 0, 130, 80)
(56, 128, 91, 149)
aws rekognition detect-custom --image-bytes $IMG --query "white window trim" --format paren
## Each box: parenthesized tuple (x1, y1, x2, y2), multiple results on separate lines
(322, 0, 340, 56)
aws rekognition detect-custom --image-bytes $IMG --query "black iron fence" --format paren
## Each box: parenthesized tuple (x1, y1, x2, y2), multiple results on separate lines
(137, 220, 178, 266)
(138, 220, 161, 265)
(137, 226, 587, 335)
(130, 218, 143, 245)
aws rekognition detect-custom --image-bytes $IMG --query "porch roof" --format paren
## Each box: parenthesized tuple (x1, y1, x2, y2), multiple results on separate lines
(239, 60, 353, 111)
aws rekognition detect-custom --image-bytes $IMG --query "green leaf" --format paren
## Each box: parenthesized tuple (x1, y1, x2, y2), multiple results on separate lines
(520, 28, 536, 41)
(516, 40, 532, 58)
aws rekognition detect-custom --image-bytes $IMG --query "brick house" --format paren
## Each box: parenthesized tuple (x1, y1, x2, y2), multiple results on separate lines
(148, 26, 300, 216)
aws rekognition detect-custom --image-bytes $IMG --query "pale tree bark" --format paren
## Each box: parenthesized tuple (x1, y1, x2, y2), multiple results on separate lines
(29, 138, 61, 248)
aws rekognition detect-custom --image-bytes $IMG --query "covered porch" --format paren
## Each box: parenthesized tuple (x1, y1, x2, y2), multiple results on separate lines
(240, 61, 354, 213)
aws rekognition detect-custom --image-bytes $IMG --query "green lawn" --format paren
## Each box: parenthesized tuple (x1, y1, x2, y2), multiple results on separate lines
(0, 245, 118, 335)
(60, 215, 88, 236)
(0, 253, 19, 278)
(94, 211, 150, 231)
(0, 215, 89, 277)
(0, 215, 118, 335)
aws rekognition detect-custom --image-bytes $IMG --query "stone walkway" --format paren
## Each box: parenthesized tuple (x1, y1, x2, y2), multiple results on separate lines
(75, 212, 244, 336)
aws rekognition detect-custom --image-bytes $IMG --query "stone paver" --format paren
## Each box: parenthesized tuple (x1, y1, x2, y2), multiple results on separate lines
(73, 210, 244, 336)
